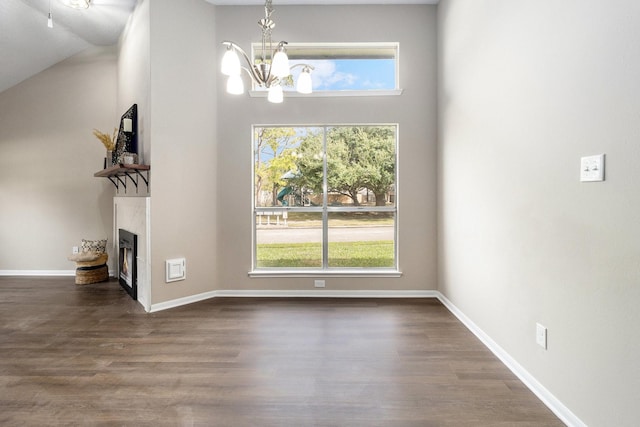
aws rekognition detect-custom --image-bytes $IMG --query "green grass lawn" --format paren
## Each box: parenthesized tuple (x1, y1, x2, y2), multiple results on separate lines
(256, 240, 394, 268)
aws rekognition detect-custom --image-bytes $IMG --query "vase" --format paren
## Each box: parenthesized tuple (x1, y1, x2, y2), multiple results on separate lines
(106, 150, 114, 167)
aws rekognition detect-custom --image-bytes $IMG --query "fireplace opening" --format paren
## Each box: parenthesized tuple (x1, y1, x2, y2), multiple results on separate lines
(119, 229, 137, 300)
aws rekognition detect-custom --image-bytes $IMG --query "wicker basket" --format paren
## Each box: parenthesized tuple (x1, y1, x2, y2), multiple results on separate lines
(76, 264, 109, 285)
(70, 252, 109, 285)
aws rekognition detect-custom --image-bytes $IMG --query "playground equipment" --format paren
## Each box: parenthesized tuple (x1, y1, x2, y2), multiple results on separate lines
(277, 186, 293, 206)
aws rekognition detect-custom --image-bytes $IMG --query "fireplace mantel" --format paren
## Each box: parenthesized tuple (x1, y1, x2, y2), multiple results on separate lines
(95, 164, 150, 193)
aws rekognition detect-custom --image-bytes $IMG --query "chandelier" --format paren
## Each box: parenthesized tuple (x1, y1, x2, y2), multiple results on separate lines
(221, 0, 313, 104)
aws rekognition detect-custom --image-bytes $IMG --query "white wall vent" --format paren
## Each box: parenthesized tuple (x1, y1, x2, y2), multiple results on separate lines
(165, 258, 186, 283)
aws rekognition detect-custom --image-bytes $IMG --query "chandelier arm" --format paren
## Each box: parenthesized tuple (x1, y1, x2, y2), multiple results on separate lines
(240, 66, 260, 85)
(223, 41, 265, 85)
(222, 41, 252, 67)
(290, 63, 315, 71)
(271, 41, 288, 52)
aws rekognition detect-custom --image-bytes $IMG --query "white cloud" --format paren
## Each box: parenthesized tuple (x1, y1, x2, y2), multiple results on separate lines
(360, 79, 387, 89)
(300, 60, 358, 90)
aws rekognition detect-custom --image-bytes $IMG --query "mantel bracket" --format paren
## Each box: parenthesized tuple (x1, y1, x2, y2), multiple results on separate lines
(95, 164, 150, 194)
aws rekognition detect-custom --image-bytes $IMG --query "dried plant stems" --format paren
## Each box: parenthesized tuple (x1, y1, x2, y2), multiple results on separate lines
(93, 128, 117, 151)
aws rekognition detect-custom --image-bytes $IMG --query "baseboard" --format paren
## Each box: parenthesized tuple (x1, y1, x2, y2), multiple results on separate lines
(0, 270, 76, 276)
(0, 269, 118, 278)
(435, 292, 586, 427)
(214, 289, 440, 299)
(149, 290, 219, 313)
(148, 289, 438, 312)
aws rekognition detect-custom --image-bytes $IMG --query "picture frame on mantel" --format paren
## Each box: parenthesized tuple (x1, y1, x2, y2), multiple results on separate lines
(114, 104, 138, 164)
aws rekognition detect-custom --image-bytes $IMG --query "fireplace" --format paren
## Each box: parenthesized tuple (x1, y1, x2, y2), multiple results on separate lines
(118, 229, 137, 300)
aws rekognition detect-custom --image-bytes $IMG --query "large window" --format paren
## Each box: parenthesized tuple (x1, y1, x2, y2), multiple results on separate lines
(253, 125, 398, 273)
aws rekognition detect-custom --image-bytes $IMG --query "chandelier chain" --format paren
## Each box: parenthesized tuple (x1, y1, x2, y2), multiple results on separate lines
(265, 0, 273, 19)
(259, 0, 276, 62)
(221, 0, 315, 102)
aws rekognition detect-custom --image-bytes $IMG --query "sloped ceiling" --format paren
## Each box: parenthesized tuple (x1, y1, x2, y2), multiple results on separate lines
(0, 0, 136, 94)
(0, 0, 437, 95)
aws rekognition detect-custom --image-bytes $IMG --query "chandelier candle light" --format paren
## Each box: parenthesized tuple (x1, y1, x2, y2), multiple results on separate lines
(221, 0, 313, 104)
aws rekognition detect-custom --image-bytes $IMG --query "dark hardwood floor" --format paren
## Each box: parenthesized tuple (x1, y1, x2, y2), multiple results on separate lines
(0, 277, 564, 426)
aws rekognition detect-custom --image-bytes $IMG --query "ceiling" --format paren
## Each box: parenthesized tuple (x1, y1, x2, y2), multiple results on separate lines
(0, 0, 137, 94)
(206, 1, 437, 4)
(0, 0, 437, 95)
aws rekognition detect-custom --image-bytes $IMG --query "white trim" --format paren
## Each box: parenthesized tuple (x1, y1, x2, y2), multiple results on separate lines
(436, 293, 586, 427)
(149, 289, 436, 312)
(0, 270, 75, 276)
(149, 290, 218, 313)
(0, 269, 117, 277)
(250, 89, 403, 98)
(215, 289, 437, 299)
(249, 269, 402, 278)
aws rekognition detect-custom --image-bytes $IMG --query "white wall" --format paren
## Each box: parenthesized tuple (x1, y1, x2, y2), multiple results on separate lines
(437, 1, 640, 425)
(0, 47, 118, 273)
(214, 5, 438, 292)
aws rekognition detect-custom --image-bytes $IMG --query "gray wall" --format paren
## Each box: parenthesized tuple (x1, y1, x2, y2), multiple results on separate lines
(147, 0, 218, 304)
(118, 0, 150, 166)
(437, 0, 640, 425)
(117, 0, 218, 305)
(0, 47, 117, 273)
(215, 5, 438, 292)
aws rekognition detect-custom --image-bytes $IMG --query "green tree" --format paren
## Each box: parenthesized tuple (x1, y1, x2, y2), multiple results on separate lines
(290, 130, 324, 199)
(254, 127, 298, 206)
(351, 126, 396, 206)
(295, 126, 395, 206)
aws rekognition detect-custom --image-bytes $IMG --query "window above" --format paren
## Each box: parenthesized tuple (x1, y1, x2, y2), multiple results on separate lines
(251, 42, 402, 97)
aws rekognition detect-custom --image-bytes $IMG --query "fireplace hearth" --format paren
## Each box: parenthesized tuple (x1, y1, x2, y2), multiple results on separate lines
(118, 229, 137, 300)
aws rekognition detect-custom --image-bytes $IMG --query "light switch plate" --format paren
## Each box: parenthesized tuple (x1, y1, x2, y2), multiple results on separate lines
(166, 258, 186, 282)
(580, 154, 605, 182)
(536, 323, 548, 350)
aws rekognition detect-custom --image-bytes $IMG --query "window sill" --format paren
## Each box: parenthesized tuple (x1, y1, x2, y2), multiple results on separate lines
(248, 269, 403, 278)
(249, 89, 403, 98)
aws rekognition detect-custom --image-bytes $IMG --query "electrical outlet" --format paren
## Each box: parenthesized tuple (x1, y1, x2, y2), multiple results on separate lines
(314, 280, 325, 288)
(536, 323, 547, 350)
(72, 246, 79, 254)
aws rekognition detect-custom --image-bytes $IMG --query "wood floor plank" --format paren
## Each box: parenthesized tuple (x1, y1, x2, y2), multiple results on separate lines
(0, 277, 564, 426)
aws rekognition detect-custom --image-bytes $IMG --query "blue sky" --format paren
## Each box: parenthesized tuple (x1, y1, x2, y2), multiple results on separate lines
(290, 59, 396, 91)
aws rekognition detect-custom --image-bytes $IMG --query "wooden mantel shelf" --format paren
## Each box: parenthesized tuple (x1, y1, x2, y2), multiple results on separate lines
(95, 164, 150, 192)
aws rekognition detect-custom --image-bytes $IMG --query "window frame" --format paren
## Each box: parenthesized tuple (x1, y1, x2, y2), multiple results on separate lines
(249, 42, 403, 98)
(250, 124, 401, 278)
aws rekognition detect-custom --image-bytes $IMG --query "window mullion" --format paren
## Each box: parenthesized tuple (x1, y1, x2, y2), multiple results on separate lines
(322, 126, 329, 269)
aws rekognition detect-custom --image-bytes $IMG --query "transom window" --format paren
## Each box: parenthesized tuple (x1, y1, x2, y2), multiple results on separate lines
(252, 125, 398, 273)
(251, 42, 400, 93)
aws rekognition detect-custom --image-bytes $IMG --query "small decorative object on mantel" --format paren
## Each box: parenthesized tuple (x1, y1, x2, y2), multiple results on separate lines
(93, 128, 117, 168)
(115, 104, 138, 164)
(122, 152, 138, 165)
